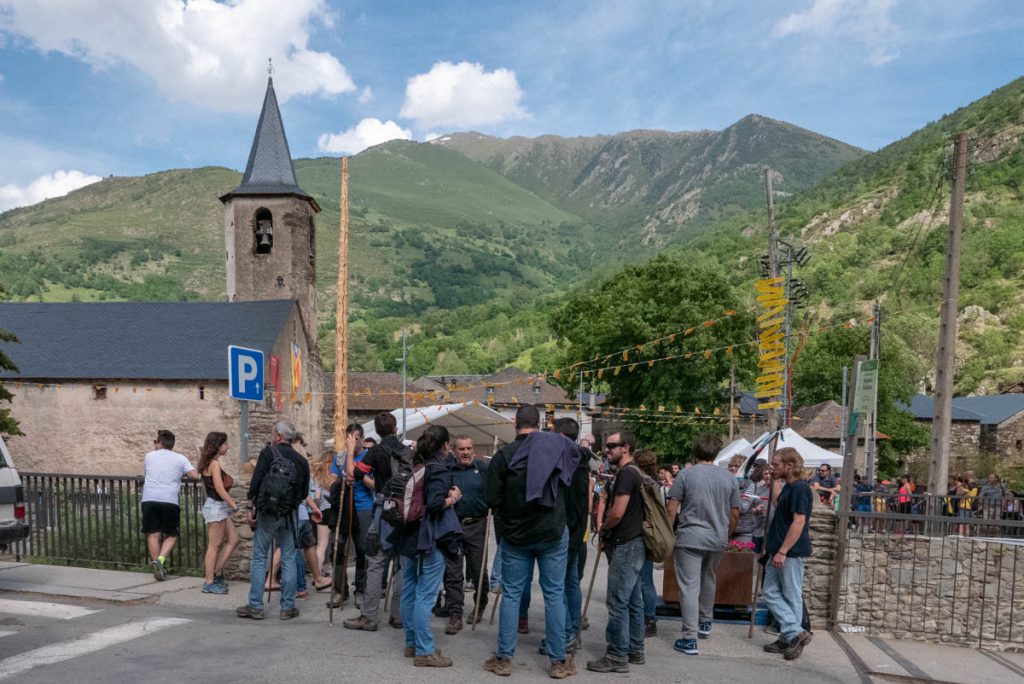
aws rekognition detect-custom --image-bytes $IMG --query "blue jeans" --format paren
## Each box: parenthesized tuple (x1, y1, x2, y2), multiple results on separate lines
(497, 528, 568, 662)
(563, 547, 582, 643)
(296, 547, 307, 592)
(761, 556, 806, 644)
(641, 558, 656, 618)
(400, 550, 446, 656)
(248, 513, 298, 611)
(605, 536, 645, 661)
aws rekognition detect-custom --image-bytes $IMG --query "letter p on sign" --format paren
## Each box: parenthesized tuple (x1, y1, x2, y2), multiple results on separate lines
(228, 345, 265, 402)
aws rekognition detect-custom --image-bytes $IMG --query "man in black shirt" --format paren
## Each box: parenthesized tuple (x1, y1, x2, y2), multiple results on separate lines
(587, 430, 646, 674)
(761, 447, 814, 661)
(441, 434, 489, 633)
(483, 406, 574, 679)
(344, 411, 406, 631)
(237, 420, 312, 621)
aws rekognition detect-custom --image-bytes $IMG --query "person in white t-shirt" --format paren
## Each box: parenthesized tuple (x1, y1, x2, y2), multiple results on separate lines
(142, 429, 200, 581)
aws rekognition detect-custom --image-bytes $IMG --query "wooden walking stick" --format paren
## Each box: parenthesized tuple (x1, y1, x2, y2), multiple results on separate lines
(265, 538, 275, 608)
(582, 540, 604, 622)
(383, 556, 398, 614)
(327, 479, 346, 626)
(489, 584, 501, 626)
(471, 514, 491, 631)
(338, 482, 356, 610)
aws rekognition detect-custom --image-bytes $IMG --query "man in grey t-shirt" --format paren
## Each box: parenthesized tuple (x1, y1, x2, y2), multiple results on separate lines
(665, 434, 740, 656)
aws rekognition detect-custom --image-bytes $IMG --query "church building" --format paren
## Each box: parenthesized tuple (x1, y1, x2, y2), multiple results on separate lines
(0, 78, 326, 474)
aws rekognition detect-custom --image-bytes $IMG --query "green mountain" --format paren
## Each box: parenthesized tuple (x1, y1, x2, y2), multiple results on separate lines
(684, 76, 1024, 395)
(433, 115, 865, 246)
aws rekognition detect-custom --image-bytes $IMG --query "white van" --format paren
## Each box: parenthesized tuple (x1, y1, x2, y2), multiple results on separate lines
(0, 435, 29, 549)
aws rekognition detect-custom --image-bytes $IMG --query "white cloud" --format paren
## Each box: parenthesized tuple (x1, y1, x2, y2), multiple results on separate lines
(357, 86, 374, 105)
(774, 0, 902, 66)
(399, 61, 527, 129)
(0, 0, 355, 111)
(424, 132, 441, 142)
(317, 118, 412, 155)
(0, 170, 102, 212)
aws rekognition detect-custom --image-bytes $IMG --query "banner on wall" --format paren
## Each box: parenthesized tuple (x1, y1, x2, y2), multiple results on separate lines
(270, 354, 282, 412)
(290, 343, 302, 392)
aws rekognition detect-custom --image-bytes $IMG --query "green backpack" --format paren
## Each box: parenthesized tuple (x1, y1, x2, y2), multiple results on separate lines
(626, 464, 675, 562)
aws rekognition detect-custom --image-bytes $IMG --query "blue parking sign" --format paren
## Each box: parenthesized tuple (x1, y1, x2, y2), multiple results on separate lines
(228, 345, 265, 401)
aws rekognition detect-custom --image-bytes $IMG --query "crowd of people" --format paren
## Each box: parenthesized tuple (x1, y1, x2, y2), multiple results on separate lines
(139, 412, 833, 677)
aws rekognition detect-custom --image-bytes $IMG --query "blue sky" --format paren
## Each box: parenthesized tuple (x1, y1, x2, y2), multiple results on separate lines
(0, 0, 1022, 210)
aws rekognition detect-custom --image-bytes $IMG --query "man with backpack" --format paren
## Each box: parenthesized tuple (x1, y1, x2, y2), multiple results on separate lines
(587, 430, 646, 674)
(665, 433, 740, 656)
(344, 411, 408, 631)
(237, 420, 313, 621)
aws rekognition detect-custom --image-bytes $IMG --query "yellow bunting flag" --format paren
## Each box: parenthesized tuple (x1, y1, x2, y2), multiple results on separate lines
(755, 276, 788, 409)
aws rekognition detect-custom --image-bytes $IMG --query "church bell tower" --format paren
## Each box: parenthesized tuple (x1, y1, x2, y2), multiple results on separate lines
(220, 76, 320, 339)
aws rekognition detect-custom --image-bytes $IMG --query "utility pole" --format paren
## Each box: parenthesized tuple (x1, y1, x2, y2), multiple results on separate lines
(928, 131, 968, 511)
(839, 366, 848, 457)
(764, 169, 780, 433)
(398, 326, 408, 440)
(831, 354, 864, 628)
(335, 157, 350, 450)
(865, 301, 881, 482)
(729, 365, 736, 441)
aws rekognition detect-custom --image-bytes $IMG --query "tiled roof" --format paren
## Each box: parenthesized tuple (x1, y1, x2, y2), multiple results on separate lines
(0, 300, 294, 380)
(324, 372, 407, 411)
(426, 367, 580, 406)
(900, 394, 984, 422)
(220, 78, 314, 205)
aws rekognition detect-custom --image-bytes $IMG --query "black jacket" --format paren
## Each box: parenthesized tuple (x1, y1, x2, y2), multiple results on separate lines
(246, 442, 310, 517)
(564, 446, 591, 548)
(485, 434, 568, 548)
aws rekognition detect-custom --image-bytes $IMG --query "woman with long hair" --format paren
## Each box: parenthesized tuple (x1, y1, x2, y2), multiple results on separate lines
(311, 450, 335, 571)
(198, 431, 239, 594)
(395, 424, 461, 668)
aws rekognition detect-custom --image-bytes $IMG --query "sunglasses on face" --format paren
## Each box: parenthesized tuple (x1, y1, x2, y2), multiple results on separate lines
(604, 442, 623, 450)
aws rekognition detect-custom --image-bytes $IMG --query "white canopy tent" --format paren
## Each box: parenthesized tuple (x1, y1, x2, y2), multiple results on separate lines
(361, 402, 515, 454)
(715, 437, 752, 463)
(714, 428, 845, 471)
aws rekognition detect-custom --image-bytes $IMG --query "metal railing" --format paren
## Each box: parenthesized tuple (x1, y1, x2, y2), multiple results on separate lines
(835, 494, 1024, 647)
(6, 472, 208, 575)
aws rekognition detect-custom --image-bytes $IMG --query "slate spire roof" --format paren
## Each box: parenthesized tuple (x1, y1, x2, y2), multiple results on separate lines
(220, 77, 317, 207)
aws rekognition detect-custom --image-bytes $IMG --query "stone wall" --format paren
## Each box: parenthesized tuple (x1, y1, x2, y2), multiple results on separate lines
(805, 504, 838, 630)
(835, 532, 1024, 649)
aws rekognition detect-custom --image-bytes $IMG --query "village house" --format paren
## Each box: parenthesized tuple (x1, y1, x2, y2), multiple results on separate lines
(903, 392, 1024, 471)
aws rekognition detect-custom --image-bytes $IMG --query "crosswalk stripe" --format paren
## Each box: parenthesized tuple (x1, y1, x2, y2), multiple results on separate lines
(0, 617, 191, 680)
(0, 632, 14, 639)
(0, 598, 100, 620)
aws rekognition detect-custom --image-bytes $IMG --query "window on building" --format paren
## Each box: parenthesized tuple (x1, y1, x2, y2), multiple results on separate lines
(93, 384, 107, 400)
(254, 208, 273, 254)
(198, 385, 205, 400)
(1017, 439, 1023, 450)
(275, 275, 285, 288)
(308, 215, 316, 268)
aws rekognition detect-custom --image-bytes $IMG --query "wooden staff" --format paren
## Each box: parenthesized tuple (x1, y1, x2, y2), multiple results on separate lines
(470, 514, 491, 631)
(383, 558, 399, 614)
(489, 584, 501, 626)
(337, 483, 355, 610)
(327, 480, 345, 625)
(582, 541, 603, 622)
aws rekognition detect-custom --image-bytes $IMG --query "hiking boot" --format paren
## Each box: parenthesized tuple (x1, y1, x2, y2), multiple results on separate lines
(698, 621, 712, 639)
(644, 617, 657, 637)
(389, 616, 404, 629)
(414, 653, 453, 668)
(214, 574, 228, 588)
(236, 605, 265, 620)
(445, 614, 463, 634)
(783, 631, 812, 661)
(343, 615, 378, 631)
(354, 591, 363, 609)
(201, 581, 227, 595)
(762, 638, 788, 654)
(279, 607, 300, 620)
(550, 660, 574, 679)
(151, 559, 166, 581)
(628, 651, 646, 664)
(566, 655, 577, 675)
(586, 656, 628, 673)
(518, 617, 529, 634)
(673, 639, 697, 656)
(484, 656, 512, 676)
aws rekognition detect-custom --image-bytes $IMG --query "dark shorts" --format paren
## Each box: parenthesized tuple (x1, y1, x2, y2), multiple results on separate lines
(297, 520, 317, 550)
(141, 501, 181, 537)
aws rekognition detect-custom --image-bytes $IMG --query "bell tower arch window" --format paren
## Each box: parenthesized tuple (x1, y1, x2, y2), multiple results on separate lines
(254, 208, 274, 254)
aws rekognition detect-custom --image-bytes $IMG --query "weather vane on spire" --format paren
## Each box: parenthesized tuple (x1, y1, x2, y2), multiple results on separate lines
(267, 57, 274, 77)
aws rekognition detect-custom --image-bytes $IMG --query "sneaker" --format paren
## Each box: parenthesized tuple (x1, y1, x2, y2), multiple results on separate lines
(414, 653, 453, 668)
(214, 574, 228, 588)
(445, 614, 463, 634)
(279, 607, 300, 621)
(518, 617, 529, 634)
(628, 652, 645, 664)
(343, 615, 378, 631)
(783, 631, 812, 661)
(236, 605, 265, 620)
(644, 617, 657, 638)
(586, 656, 628, 673)
(389, 616, 404, 629)
(566, 655, 577, 676)
(484, 656, 512, 676)
(550, 660, 574, 679)
(673, 639, 698, 656)
(295, 590, 309, 599)
(698, 621, 712, 639)
(762, 638, 789, 654)
(151, 559, 166, 581)
(201, 581, 227, 595)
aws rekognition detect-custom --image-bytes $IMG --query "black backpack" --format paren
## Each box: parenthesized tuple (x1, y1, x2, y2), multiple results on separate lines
(379, 442, 415, 527)
(257, 446, 302, 518)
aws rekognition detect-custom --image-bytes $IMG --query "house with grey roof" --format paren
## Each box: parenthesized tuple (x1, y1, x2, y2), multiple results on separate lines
(901, 392, 1024, 468)
(0, 77, 326, 474)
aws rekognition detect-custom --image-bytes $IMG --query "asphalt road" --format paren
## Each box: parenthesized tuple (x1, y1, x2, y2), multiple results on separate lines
(0, 556, 863, 684)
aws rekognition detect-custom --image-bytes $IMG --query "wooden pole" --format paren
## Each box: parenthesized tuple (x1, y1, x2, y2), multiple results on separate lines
(829, 355, 863, 628)
(764, 169, 780, 433)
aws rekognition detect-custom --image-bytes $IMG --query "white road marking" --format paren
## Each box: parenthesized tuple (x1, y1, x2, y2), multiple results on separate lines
(0, 631, 13, 638)
(0, 617, 190, 680)
(0, 598, 100, 620)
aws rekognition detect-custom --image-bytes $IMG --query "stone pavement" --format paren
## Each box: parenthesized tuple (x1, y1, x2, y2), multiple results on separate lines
(1, 559, 1022, 683)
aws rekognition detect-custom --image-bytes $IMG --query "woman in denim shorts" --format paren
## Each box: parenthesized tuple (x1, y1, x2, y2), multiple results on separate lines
(198, 432, 240, 594)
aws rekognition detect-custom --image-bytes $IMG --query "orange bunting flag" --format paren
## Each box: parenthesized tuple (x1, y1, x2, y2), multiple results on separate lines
(694, 407, 701, 414)
(703, 350, 713, 359)
(622, 350, 629, 361)
(668, 334, 677, 344)
(648, 360, 655, 368)
(713, 407, 721, 415)
(614, 366, 622, 376)
(685, 327, 695, 335)
(702, 320, 714, 327)
(658, 405, 665, 412)
(598, 369, 605, 379)
(685, 352, 693, 359)
(725, 309, 737, 316)
(552, 370, 561, 380)
(675, 406, 683, 413)
(639, 404, 647, 411)
(726, 346, 734, 355)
